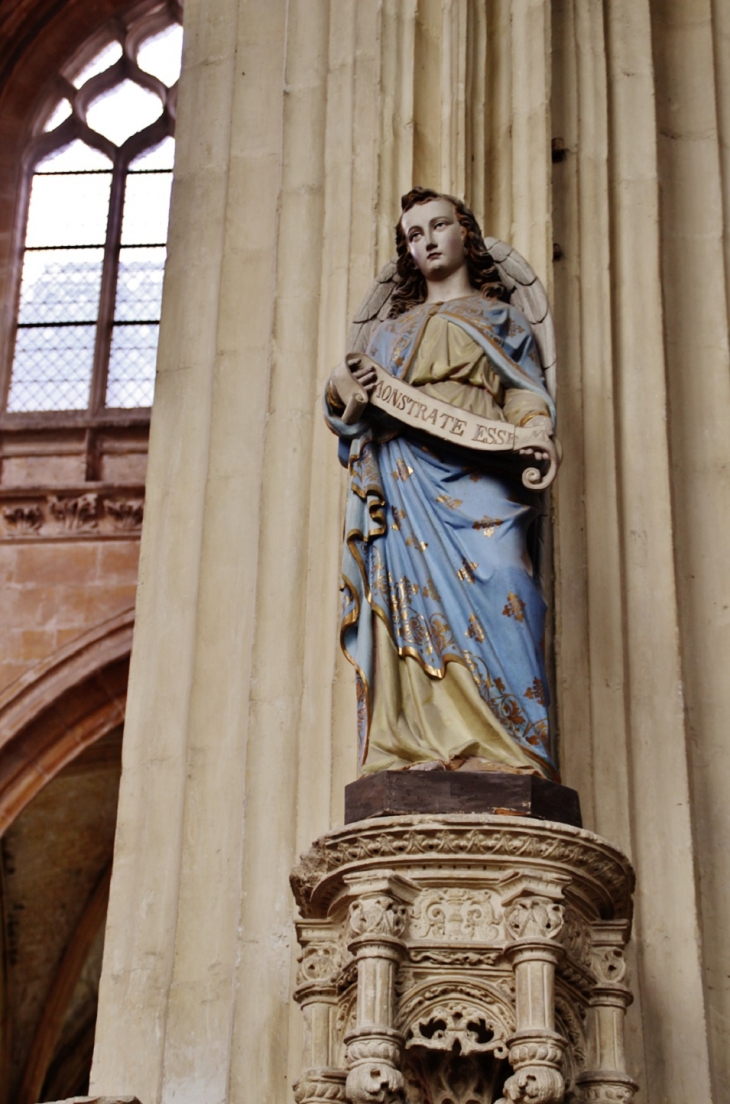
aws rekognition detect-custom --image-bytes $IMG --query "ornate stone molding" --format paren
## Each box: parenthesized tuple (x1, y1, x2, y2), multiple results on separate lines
(291, 815, 637, 1104)
(0, 484, 145, 540)
(291, 815, 634, 922)
(411, 887, 500, 942)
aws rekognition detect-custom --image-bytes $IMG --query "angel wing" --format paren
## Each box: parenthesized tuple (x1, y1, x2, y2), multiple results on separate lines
(347, 244, 556, 406)
(483, 237, 557, 405)
(482, 239, 556, 597)
(346, 260, 399, 354)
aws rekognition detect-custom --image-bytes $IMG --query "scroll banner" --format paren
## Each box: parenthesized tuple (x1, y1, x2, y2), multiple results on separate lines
(345, 354, 558, 491)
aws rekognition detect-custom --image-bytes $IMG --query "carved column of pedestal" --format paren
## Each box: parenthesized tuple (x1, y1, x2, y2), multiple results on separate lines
(293, 921, 347, 1104)
(342, 874, 417, 1104)
(577, 921, 638, 1104)
(497, 875, 568, 1104)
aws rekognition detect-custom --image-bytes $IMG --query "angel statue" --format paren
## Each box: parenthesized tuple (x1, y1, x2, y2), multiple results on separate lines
(324, 187, 561, 780)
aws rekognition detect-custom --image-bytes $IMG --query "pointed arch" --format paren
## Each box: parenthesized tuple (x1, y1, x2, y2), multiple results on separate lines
(0, 607, 134, 834)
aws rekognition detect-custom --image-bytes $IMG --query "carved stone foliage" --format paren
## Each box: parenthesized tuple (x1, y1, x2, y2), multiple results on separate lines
(496, 1064, 563, 1104)
(297, 942, 343, 987)
(349, 896, 408, 939)
(504, 897, 564, 942)
(561, 909, 592, 967)
(408, 1001, 507, 1058)
(0, 486, 145, 540)
(403, 1051, 505, 1104)
(591, 946, 628, 986)
(48, 492, 99, 529)
(411, 888, 500, 942)
(345, 1061, 403, 1104)
(291, 815, 636, 1104)
(104, 497, 145, 530)
(398, 982, 513, 1059)
(2, 504, 42, 531)
(407, 948, 501, 969)
(290, 816, 634, 922)
(294, 1071, 348, 1104)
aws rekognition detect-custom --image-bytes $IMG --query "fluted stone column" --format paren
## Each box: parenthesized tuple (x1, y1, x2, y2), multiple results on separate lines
(80, 2, 730, 1102)
(93, 6, 551, 1103)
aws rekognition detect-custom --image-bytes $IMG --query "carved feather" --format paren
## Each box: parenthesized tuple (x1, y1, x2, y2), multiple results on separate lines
(483, 236, 557, 404)
(347, 259, 399, 354)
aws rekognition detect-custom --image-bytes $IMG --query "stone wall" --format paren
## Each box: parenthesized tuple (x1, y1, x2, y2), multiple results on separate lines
(88, 2, 730, 1103)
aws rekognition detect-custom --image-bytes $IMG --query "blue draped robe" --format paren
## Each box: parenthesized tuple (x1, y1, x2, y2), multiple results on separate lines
(325, 294, 558, 779)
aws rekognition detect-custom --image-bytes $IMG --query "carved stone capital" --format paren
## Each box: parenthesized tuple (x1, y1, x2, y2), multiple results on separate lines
(590, 946, 628, 987)
(345, 1033, 405, 1104)
(296, 942, 344, 989)
(348, 896, 408, 940)
(343, 874, 418, 945)
(294, 1070, 348, 1104)
(496, 1065, 564, 1104)
(507, 1029, 566, 1070)
(344, 1062, 403, 1104)
(345, 1030, 403, 1069)
(576, 1072, 639, 1103)
(504, 897, 565, 943)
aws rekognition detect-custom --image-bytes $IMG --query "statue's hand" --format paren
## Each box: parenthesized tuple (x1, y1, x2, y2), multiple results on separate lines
(514, 415, 562, 491)
(517, 416, 562, 469)
(327, 357, 374, 425)
(348, 356, 378, 394)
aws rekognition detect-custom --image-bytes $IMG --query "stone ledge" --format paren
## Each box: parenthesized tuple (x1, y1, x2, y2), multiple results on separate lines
(41, 1098, 142, 1104)
(344, 770, 582, 827)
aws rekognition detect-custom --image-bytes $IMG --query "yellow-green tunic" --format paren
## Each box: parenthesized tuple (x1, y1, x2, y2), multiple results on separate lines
(365, 314, 550, 773)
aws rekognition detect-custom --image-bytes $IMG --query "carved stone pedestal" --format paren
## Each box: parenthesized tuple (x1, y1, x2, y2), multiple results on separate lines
(290, 815, 637, 1104)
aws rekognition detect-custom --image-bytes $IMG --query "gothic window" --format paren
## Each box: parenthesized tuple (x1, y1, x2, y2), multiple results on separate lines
(5, 3, 183, 414)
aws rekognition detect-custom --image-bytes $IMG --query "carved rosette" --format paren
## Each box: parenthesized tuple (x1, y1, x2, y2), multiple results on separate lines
(290, 816, 637, 1104)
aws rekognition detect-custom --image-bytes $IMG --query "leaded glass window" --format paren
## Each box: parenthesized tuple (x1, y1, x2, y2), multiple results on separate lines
(5, 6, 183, 414)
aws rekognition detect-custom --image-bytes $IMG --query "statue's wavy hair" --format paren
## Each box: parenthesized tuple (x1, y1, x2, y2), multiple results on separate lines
(388, 187, 509, 317)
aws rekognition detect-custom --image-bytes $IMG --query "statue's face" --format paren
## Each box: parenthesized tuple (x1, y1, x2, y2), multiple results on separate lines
(401, 198, 466, 282)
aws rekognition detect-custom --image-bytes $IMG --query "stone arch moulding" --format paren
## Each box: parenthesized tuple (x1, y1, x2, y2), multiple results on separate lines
(0, 607, 134, 833)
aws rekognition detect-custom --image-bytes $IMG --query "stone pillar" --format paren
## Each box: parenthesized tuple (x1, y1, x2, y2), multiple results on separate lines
(342, 875, 417, 1104)
(498, 879, 567, 1104)
(293, 922, 346, 1104)
(76, 2, 730, 1102)
(94, 6, 553, 1102)
(577, 922, 637, 1104)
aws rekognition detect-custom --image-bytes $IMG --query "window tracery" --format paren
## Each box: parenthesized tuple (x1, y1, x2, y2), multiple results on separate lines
(6, 2, 182, 414)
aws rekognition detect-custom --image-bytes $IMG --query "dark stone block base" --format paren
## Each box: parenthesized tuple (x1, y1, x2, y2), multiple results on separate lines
(344, 770, 582, 828)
